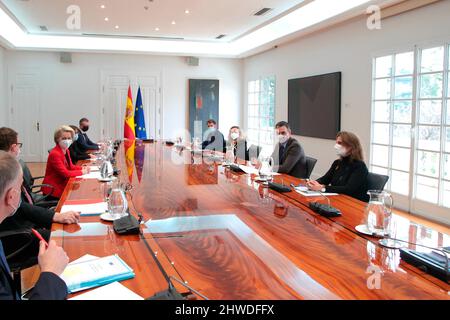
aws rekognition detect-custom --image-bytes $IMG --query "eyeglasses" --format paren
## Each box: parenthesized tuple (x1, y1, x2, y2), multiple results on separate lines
(15, 143, 23, 148)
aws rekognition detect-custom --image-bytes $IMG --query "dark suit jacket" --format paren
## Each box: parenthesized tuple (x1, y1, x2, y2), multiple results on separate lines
(202, 130, 226, 153)
(42, 145, 83, 198)
(69, 141, 90, 163)
(1, 240, 68, 300)
(317, 157, 369, 202)
(0, 202, 53, 278)
(0, 202, 54, 232)
(271, 137, 307, 178)
(77, 132, 99, 151)
(227, 139, 249, 161)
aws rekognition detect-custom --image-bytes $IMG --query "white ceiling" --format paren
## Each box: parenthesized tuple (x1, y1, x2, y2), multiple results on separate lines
(0, 0, 405, 57)
(1, 0, 306, 41)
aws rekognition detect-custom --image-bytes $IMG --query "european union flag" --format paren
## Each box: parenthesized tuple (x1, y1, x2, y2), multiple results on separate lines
(134, 86, 147, 139)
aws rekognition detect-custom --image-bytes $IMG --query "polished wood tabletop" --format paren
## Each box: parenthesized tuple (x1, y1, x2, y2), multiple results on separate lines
(52, 141, 450, 300)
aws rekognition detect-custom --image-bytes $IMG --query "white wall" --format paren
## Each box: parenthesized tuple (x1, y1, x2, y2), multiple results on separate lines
(4, 51, 243, 155)
(0, 46, 6, 127)
(243, 0, 450, 179)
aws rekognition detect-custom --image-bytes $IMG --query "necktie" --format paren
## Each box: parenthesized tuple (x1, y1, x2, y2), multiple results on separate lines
(21, 185, 33, 204)
(279, 144, 286, 164)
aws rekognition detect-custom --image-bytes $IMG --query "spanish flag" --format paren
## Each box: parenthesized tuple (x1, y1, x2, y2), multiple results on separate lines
(124, 139, 135, 183)
(124, 86, 136, 141)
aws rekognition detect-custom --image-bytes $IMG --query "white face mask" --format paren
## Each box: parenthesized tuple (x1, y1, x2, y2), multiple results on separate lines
(74, 133, 79, 141)
(9, 198, 22, 217)
(278, 135, 289, 144)
(59, 139, 73, 150)
(8, 188, 22, 217)
(230, 132, 239, 140)
(334, 144, 348, 157)
(15, 146, 21, 158)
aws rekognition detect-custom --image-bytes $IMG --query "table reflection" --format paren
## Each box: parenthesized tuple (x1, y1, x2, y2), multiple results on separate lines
(186, 163, 218, 185)
(144, 214, 339, 300)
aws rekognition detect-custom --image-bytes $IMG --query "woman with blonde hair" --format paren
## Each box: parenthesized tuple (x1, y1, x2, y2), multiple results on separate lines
(307, 131, 369, 202)
(42, 126, 90, 200)
(227, 126, 249, 161)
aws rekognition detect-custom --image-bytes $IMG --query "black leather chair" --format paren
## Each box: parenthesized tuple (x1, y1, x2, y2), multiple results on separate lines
(0, 228, 49, 296)
(367, 172, 389, 191)
(248, 145, 262, 159)
(19, 159, 58, 209)
(305, 156, 317, 179)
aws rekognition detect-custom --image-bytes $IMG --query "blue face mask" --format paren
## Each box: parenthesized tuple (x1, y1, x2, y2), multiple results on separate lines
(74, 133, 79, 141)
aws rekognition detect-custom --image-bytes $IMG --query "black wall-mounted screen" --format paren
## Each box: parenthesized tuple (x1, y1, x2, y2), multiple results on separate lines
(288, 72, 341, 140)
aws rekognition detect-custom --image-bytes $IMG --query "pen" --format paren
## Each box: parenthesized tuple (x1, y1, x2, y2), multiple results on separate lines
(31, 228, 48, 248)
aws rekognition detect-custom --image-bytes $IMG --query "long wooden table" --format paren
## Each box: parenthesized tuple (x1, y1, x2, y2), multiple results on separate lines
(52, 141, 450, 300)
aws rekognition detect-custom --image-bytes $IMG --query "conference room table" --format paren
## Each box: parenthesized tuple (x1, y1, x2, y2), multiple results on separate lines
(52, 141, 450, 300)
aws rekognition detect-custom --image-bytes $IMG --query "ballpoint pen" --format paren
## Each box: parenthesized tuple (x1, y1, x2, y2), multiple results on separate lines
(31, 228, 48, 248)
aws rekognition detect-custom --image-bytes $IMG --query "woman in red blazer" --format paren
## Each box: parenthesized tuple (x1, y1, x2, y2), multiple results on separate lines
(42, 126, 89, 199)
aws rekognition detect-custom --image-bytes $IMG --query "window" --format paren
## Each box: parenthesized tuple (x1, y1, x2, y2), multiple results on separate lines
(371, 51, 414, 196)
(247, 76, 276, 156)
(371, 44, 450, 212)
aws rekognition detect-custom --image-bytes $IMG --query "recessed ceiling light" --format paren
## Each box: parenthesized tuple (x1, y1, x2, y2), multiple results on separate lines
(171, 21, 176, 25)
(185, 10, 190, 14)
(115, 25, 119, 29)
(104, 17, 109, 22)
(155, 27, 160, 31)
(100, 5, 106, 9)
(0, 0, 371, 57)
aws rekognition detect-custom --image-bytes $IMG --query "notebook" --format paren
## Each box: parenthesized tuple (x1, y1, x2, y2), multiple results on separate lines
(61, 199, 108, 216)
(69, 282, 143, 300)
(61, 254, 135, 293)
(77, 171, 102, 179)
(293, 187, 338, 197)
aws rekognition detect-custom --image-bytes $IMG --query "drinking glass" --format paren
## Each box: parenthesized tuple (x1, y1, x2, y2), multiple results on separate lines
(224, 146, 235, 165)
(108, 186, 128, 220)
(378, 218, 403, 249)
(258, 156, 274, 184)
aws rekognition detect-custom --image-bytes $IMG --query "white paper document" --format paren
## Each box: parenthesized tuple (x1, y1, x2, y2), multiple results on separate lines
(238, 165, 259, 175)
(70, 254, 99, 265)
(61, 254, 135, 293)
(294, 188, 338, 197)
(69, 282, 143, 300)
(60, 202, 108, 216)
(237, 165, 281, 176)
(77, 171, 102, 179)
(89, 166, 100, 172)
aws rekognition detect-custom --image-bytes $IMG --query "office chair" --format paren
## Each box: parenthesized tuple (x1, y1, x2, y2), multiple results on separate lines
(248, 145, 262, 159)
(367, 172, 389, 191)
(19, 159, 58, 209)
(305, 156, 318, 179)
(0, 228, 48, 296)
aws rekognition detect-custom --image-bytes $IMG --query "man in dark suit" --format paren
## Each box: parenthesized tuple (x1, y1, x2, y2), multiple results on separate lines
(201, 119, 226, 153)
(0, 201, 79, 268)
(0, 151, 69, 300)
(270, 121, 307, 178)
(77, 118, 99, 151)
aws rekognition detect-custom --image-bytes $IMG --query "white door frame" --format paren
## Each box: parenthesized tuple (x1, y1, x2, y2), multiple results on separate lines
(7, 68, 44, 162)
(100, 69, 163, 140)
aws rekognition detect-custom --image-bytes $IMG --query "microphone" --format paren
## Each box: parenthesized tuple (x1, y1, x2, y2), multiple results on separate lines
(169, 276, 209, 300)
(125, 188, 204, 299)
(380, 237, 449, 282)
(308, 187, 342, 218)
(316, 189, 332, 207)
